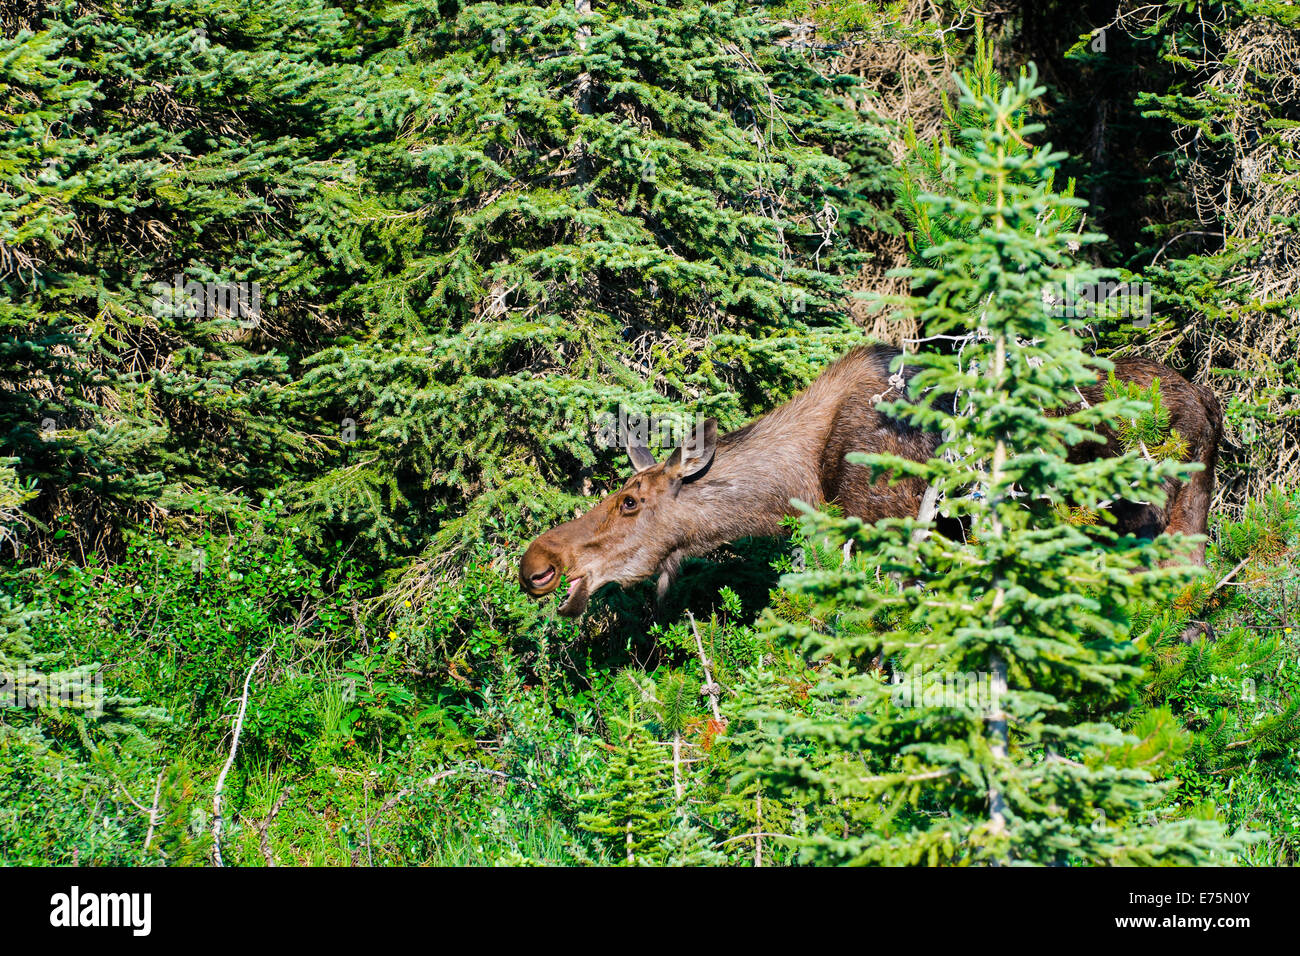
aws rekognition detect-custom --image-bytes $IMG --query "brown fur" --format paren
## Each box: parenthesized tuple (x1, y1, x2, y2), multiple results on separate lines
(519, 345, 1223, 616)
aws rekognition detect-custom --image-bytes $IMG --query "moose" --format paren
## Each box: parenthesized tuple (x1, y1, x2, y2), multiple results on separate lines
(519, 345, 1223, 618)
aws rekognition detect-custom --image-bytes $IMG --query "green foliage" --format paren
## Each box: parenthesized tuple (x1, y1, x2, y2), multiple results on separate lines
(1214, 487, 1300, 564)
(2, 482, 1295, 867)
(1102, 373, 1190, 462)
(0, 458, 37, 553)
(2, 0, 1297, 869)
(1132, 487, 1300, 864)
(738, 68, 1240, 865)
(1126, 1, 1300, 502)
(0, 516, 612, 865)
(291, 0, 893, 569)
(896, 22, 1080, 275)
(1, 0, 350, 551)
(579, 697, 679, 864)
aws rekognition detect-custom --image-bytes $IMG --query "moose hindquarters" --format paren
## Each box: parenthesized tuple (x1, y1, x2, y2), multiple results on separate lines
(1072, 357, 1224, 568)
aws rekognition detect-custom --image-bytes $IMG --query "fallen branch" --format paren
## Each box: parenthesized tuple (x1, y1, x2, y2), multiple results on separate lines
(1213, 555, 1253, 593)
(212, 642, 273, 867)
(143, 771, 163, 855)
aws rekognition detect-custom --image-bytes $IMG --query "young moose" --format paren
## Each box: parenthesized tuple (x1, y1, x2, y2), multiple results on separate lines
(519, 345, 1223, 617)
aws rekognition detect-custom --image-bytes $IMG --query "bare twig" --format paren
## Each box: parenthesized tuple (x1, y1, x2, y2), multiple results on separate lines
(143, 771, 163, 854)
(258, 791, 289, 867)
(1213, 556, 1253, 593)
(686, 611, 724, 725)
(672, 733, 683, 801)
(212, 642, 273, 867)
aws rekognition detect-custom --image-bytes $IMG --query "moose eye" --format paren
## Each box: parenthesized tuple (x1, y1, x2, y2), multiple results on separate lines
(620, 494, 639, 514)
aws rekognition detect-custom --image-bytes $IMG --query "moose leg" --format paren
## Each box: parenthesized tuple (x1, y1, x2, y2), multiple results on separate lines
(1161, 469, 1217, 643)
(1161, 468, 1213, 568)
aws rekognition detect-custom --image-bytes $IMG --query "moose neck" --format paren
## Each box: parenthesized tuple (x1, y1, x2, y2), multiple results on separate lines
(664, 344, 917, 561)
(673, 395, 833, 555)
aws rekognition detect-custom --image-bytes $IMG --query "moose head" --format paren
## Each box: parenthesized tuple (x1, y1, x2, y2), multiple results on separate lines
(519, 418, 719, 616)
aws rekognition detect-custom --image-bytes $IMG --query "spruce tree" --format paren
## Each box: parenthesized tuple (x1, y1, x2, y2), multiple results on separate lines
(579, 693, 679, 865)
(0, 1, 359, 552)
(1109, 0, 1300, 507)
(295, 0, 891, 572)
(743, 67, 1241, 865)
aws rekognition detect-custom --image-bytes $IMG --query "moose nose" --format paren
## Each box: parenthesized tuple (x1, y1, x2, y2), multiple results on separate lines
(519, 542, 561, 595)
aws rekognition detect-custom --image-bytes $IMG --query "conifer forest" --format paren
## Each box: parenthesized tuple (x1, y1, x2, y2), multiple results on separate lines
(3, 0, 1300, 875)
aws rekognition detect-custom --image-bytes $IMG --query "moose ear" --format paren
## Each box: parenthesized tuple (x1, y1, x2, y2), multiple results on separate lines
(627, 441, 657, 473)
(665, 418, 718, 483)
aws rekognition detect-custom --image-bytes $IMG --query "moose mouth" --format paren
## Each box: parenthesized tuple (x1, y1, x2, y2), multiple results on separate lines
(556, 575, 589, 617)
(528, 566, 557, 590)
(521, 559, 592, 616)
